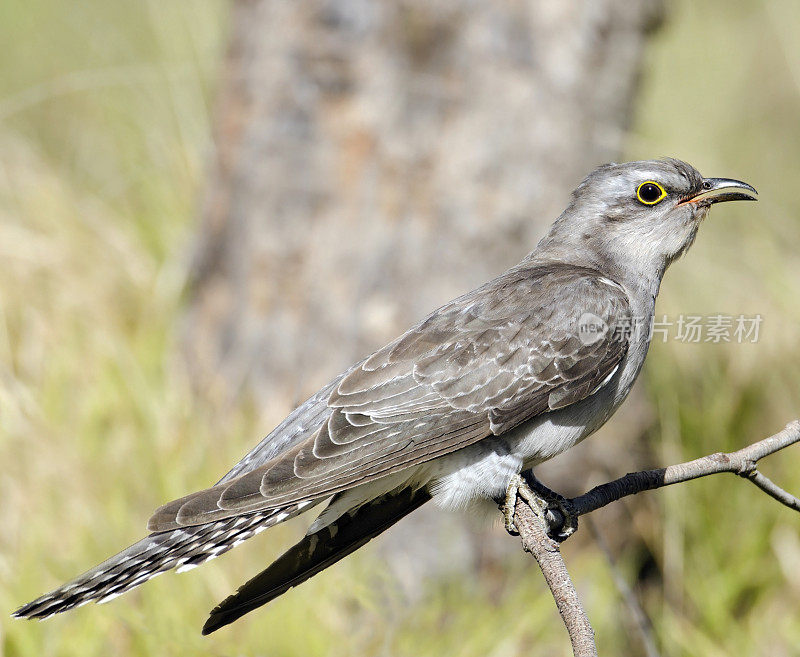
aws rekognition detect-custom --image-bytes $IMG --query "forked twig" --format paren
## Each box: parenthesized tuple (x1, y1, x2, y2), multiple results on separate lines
(509, 420, 800, 657)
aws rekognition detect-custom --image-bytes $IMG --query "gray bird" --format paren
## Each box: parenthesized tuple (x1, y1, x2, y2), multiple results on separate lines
(14, 158, 757, 633)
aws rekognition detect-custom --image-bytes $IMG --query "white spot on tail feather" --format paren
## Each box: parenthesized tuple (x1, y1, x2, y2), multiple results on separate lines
(97, 591, 124, 605)
(176, 563, 199, 573)
(128, 574, 152, 588)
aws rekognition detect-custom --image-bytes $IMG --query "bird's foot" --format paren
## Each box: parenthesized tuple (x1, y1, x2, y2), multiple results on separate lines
(501, 474, 531, 535)
(499, 472, 578, 542)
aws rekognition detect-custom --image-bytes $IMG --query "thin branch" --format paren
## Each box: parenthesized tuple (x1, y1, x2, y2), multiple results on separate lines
(513, 500, 597, 657)
(569, 420, 800, 520)
(742, 470, 800, 511)
(509, 420, 800, 657)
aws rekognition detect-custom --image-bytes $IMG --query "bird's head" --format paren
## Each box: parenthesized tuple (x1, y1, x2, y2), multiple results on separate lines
(536, 158, 757, 290)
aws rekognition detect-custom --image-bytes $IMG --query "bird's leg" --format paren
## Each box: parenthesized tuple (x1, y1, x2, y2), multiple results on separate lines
(499, 471, 578, 541)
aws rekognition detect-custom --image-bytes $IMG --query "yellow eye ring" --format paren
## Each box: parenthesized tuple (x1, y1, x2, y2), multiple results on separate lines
(636, 181, 667, 205)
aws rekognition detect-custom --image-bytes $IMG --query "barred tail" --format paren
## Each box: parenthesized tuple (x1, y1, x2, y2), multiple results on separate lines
(13, 502, 314, 620)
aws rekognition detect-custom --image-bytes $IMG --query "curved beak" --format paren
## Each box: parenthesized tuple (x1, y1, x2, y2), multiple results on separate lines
(684, 177, 758, 206)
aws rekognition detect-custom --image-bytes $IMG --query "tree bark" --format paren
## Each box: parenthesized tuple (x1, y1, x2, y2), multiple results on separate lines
(183, 0, 664, 405)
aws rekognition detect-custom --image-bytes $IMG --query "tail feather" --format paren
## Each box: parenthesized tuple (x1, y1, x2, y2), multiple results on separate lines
(202, 487, 430, 635)
(13, 501, 315, 620)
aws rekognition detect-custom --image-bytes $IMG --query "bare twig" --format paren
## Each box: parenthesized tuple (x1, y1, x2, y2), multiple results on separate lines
(513, 500, 597, 657)
(509, 420, 800, 657)
(741, 469, 800, 511)
(568, 420, 800, 521)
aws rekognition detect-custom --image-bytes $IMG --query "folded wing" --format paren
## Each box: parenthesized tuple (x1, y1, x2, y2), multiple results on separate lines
(149, 263, 630, 531)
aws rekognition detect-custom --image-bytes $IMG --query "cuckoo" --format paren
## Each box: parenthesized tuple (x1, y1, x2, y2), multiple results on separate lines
(14, 158, 757, 633)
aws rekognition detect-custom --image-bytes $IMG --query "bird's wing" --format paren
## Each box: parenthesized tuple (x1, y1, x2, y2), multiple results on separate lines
(149, 263, 630, 531)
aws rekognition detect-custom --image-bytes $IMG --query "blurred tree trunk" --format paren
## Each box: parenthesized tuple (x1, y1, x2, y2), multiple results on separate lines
(184, 0, 663, 407)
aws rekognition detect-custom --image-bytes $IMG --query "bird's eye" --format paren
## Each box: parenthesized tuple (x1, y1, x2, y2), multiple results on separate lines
(636, 181, 667, 205)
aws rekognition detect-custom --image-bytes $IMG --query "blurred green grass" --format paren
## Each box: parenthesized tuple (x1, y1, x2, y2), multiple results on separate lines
(2, 0, 800, 655)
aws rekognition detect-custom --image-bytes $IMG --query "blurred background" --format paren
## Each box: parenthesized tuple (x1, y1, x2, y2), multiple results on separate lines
(2, 0, 800, 655)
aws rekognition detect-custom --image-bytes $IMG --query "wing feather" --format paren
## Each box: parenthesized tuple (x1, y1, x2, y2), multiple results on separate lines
(149, 263, 631, 531)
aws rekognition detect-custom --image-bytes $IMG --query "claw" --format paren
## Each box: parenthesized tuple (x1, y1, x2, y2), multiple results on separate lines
(500, 471, 578, 541)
